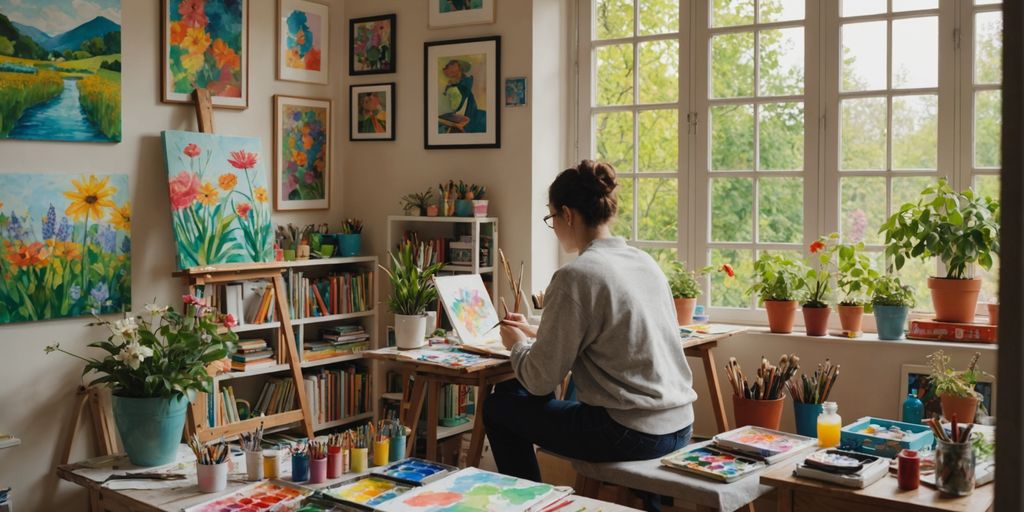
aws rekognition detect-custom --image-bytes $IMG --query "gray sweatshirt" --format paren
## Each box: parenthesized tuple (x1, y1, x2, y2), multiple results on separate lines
(509, 237, 697, 435)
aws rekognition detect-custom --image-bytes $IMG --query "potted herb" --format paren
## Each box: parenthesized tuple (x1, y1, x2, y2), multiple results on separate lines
(337, 218, 363, 257)
(45, 300, 234, 466)
(836, 239, 879, 335)
(871, 274, 916, 340)
(880, 178, 999, 323)
(748, 253, 808, 334)
(400, 189, 434, 217)
(927, 350, 989, 424)
(666, 261, 734, 325)
(803, 235, 839, 336)
(379, 242, 445, 350)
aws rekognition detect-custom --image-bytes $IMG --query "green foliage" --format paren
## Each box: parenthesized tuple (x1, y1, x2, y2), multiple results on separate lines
(379, 242, 445, 315)
(400, 189, 434, 215)
(0, 69, 63, 136)
(926, 350, 988, 399)
(871, 274, 916, 308)
(747, 252, 808, 303)
(880, 177, 1000, 279)
(45, 302, 234, 399)
(666, 261, 732, 299)
(836, 239, 879, 305)
(77, 74, 120, 140)
(804, 233, 839, 307)
(0, 36, 13, 56)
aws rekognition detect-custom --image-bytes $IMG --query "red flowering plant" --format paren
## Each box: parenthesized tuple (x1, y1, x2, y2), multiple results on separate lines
(667, 261, 734, 299)
(804, 234, 840, 308)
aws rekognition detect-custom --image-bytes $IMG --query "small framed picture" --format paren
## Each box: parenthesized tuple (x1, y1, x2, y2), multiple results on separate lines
(424, 36, 501, 149)
(277, 0, 329, 84)
(162, 0, 249, 109)
(505, 77, 527, 107)
(428, 0, 495, 28)
(350, 14, 396, 75)
(350, 83, 395, 141)
(899, 364, 996, 420)
(273, 95, 332, 211)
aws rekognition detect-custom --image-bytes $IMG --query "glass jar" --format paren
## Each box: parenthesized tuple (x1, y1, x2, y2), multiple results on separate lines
(935, 439, 975, 496)
(817, 401, 842, 448)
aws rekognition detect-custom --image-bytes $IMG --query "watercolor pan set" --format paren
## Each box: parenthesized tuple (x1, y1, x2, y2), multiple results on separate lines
(319, 475, 413, 510)
(660, 441, 766, 483)
(371, 458, 457, 485)
(183, 480, 312, 512)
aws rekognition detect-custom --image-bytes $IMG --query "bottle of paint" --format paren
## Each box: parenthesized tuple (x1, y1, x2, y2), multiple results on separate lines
(897, 449, 921, 490)
(817, 401, 842, 448)
(903, 392, 924, 425)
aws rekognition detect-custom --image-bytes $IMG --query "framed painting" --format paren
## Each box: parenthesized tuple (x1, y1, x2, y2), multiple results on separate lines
(349, 14, 395, 76)
(428, 0, 495, 28)
(424, 36, 501, 149)
(899, 364, 996, 421)
(505, 77, 527, 107)
(350, 83, 394, 141)
(0, 0, 122, 142)
(161, 130, 274, 269)
(277, 0, 328, 84)
(162, 0, 249, 109)
(274, 95, 331, 211)
(0, 173, 131, 324)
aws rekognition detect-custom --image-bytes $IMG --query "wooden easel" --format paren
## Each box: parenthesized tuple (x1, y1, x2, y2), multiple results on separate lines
(61, 386, 118, 464)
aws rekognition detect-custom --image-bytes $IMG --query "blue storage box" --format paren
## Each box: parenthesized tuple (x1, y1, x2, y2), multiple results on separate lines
(839, 416, 934, 459)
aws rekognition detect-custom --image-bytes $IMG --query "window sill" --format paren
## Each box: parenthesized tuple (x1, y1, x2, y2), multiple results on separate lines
(723, 324, 998, 351)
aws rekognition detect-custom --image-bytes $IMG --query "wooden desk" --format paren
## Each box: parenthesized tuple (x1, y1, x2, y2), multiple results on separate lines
(682, 326, 748, 433)
(760, 461, 994, 512)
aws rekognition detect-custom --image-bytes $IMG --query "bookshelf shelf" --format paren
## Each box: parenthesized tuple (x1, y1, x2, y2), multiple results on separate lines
(436, 417, 474, 440)
(231, 322, 282, 333)
(388, 216, 498, 224)
(293, 309, 376, 326)
(442, 265, 494, 273)
(381, 392, 403, 401)
(300, 352, 366, 368)
(283, 256, 378, 268)
(315, 412, 375, 431)
(216, 352, 369, 382)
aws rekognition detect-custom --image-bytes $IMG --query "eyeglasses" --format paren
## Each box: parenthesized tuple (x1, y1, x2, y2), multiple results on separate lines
(542, 213, 556, 229)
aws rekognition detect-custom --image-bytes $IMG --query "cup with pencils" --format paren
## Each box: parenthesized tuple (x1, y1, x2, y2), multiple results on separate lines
(189, 434, 230, 493)
(308, 439, 328, 484)
(290, 441, 310, 483)
(326, 432, 349, 479)
(927, 415, 976, 496)
(350, 424, 372, 472)
(725, 354, 799, 430)
(786, 358, 840, 437)
(372, 420, 391, 467)
(240, 420, 265, 481)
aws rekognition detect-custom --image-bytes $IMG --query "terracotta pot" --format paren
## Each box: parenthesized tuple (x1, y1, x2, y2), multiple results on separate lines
(802, 306, 831, 336)
(940, 394, 980, 425)
(733, 395, 785, 430)
(928, 277, 981, 323)
(837, 305, 864, 334)
(674, 297, 697, 326)
(764, 300, 798, 334)
(987, 303, 999, 326)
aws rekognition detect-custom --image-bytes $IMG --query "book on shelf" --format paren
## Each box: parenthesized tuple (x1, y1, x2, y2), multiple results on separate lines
(229, 338, 275, 372)
(285, 269, 376, 320)
(400, 232, 450, 266)
(439, 383, 475, 423)
(302, 340, 368, 362)
(252, 377, 298, 417)
(303, 365, 371, 425)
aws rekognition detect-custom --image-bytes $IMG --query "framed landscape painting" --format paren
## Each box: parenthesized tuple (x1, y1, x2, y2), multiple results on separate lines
(428, 0, 494, 28)
(424, 36, 500, 149)
(0, 173, 131, 324)
(350, 83, 394, 141)
(274, 95, 331, 211)
(162, 0, 249, 109)
(0, 0, 122, 142)
(349, 14, 395, 75)
(277, 0, 328, 84)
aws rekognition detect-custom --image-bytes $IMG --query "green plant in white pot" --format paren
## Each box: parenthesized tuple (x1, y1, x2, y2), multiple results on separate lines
(380, 242, 444, 349)
(871, 274, 915, 340)
(880, 178, 999, 323)
(46, 299, 234, 466)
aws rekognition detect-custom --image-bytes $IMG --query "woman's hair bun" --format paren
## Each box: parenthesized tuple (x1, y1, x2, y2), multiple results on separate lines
(577, 159, 617, 196)
(548, 160, 619, 227)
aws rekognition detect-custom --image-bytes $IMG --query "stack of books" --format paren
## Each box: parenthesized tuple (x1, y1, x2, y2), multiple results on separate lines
(303, 365, 370, 425)
(661, 426, 817, 482)
(253, 377, 298, 416)
(286, 270, 375, 319)
(230, 339, 275, 372)
(303, 325, 370, 362)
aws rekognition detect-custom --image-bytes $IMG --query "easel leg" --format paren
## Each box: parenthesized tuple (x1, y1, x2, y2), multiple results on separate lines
(467, 375, 494, 467)
(700, 344, 730, 433)
(404, 377, 428, 457)
(425, 379, 441, 461)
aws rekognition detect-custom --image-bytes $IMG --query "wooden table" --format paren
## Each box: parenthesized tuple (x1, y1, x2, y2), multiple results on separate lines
(760, 461, 994, 512)
(682, 326, 748, 433)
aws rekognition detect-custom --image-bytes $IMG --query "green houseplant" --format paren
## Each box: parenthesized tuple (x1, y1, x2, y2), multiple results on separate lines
(379, 241, 444, 349)
(46, 299, 234, 466)
(747, 253, 808, 334)
(927, 350, 989, 424)
(871, 274, 916, 340)
(803, 235, 839, 336)
(666, 261, 734, 325)
(880, 178, 1000, 322)
(836, 239, 880, 335)
(400, 189, 434, 216)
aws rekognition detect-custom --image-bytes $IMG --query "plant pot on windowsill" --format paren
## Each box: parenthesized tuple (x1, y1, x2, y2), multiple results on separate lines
(802, 304, 831, 337)
(764, 300, 798, 334)
(928, 277, 982, 324)
(987, 303, 998, 326)
(674, 297, 697, 326)
(837, 304, 864, 334)
(874, 304, 909, 340)
(940, 393, 980, 425)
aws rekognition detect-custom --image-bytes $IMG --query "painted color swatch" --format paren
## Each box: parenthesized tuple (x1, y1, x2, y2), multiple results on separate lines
(322, 476, 411, 507)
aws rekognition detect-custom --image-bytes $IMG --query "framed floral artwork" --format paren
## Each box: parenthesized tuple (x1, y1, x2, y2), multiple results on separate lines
(162, 0, 249, 109)
(350, 83, 395, 142)
(428, 0, 494, 29)
(350, 14, 396, 76)
(274, 96, 332, 211)
(277, 0, 328, 84)
(424, 36, 501, 149)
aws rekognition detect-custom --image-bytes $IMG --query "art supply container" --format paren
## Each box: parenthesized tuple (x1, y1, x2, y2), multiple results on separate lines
(309, 456, 327, 484)
(732, 395, 784, 430)
(196, 461, 228, 493)
(373, 439, 390, 466)
(817, 402, 842, 448)
(338, 234, 362, 257)
(291, 452, 311, 483)
(897, 450, 921, 490)
(351, 447, 369, 473)
(903, 393, 924, 425)
(245, 450, 264, 481)
(454, 199, 474, 217)
(390, 429, 408, 462)
(343, 447, 351, 472)
(793, 402, 823, 438)
(327, 447, 344, 479)
(263, 448, 281, 478)
(935, 439, 975, 496)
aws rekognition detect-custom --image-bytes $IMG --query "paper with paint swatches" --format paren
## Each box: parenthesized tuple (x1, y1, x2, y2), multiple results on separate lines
(377, 467, 571, 512)
(372, 457, 456, 485)
(320, 476, 412, 508)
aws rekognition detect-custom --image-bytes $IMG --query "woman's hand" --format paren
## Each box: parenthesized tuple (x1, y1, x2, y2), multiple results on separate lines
(501, 313, 538, 338)
(499, 322, 528, 350)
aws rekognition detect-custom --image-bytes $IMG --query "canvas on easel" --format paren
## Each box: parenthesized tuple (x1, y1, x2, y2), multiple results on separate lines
(434, 274, 508, 357)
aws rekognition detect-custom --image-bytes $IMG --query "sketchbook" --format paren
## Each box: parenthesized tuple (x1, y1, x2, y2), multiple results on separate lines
(712, 426, 818, 465)
(660, 440, 765, 483)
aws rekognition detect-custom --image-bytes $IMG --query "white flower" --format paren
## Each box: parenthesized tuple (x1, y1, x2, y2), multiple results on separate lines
(111, 317, 139, 340)
(144, 303, 170, 317)
(114, 341, 153, 370)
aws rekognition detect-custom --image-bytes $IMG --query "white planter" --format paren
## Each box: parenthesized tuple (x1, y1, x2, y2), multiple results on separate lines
(395, 314, 428, 350)
(424, 311, 438, 337)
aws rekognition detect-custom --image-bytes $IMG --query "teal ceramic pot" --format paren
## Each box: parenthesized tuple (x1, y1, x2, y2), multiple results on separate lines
(454, 199, 474, 217)
(793, 402, 824, 438)
(874, 305, 909, 340)
(111, 394, 189, 466)
(337, 234, 362, 257)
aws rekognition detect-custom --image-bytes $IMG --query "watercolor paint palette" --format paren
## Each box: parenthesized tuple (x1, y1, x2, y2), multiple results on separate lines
(183, 480, 311, 512)
(712, 426, 817, 464)
(661, 441, 765, 483)
(372, 458, 457, 485)
(319, 475, 412, 510)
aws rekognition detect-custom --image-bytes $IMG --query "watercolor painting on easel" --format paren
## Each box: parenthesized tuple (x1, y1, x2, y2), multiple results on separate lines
(434, 274, 500, 344)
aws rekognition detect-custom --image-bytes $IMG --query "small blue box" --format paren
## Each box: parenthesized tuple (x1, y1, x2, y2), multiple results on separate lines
(839, 416, 935, 459)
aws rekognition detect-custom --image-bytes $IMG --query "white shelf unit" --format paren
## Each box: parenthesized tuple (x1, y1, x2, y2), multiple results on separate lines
(205, 256, 380, 435)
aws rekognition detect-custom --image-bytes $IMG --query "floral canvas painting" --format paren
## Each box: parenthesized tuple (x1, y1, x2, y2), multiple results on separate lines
(0, 0, 122, 142)
(274, 95, 331, 210)
(350, 83, 394, 141)
(278, 0, 327, 84)
(425, 37, 500, 149)
(162, 130, 273, 269)
(0, 173, 131, 324)
(349, 14, 395, 75)
(163, 0, 248, 109)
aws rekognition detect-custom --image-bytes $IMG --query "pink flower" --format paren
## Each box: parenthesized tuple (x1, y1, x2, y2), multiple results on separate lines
(222, 313, 237, 329)
(182, 294, 203, 306)
(168, 171, 201, 211)
(235, 202, 252, 219)
(228, 150, 258, 170)
(304, 171, 315, 184)
(183, 143, 201, 158)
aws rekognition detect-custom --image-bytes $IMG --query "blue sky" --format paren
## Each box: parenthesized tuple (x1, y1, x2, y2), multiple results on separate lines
(0, 0, 120, 36)
(0, 174, 129, 224)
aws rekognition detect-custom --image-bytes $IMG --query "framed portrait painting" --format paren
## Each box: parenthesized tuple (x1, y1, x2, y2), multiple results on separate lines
(273, 96, 332, 211)
(350, 14, 396, 75)
(428, 0, 495, 28)
(424, 36, 501, 149)
(162, 0, 249, 109)
(350, 83, 395, 141)
(278, 0, 329, 84)
(899, 364, 996, 421)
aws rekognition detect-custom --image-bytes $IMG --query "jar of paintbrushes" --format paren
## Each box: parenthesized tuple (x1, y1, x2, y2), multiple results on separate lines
(350, 424, 372, 472)
(726, 354, 800, 430)
(786, 358, 841, 438)
(189, 434, 229, 493)
(327, 432, 349, 479)
(290, 441, 310, 483)
(240, 421, 265, 481)
(928, 416, 976, 496)
(308, 439, 328, 484)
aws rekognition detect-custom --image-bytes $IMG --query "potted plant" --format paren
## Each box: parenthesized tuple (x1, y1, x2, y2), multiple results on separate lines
(880, 178, 1000, 323)
(927, 350, 989, 424)
(803, 235, 839, 336)
(666, 261, 734, 325)
(379, 242, 444, 350)
(836, 239, 879, 335)
(45, 299, 234, 466)
(748, 253, 808, 334)
(871, 274, 916, 340)
(400, 189, 434, 217)
(337, 218, 363, 257)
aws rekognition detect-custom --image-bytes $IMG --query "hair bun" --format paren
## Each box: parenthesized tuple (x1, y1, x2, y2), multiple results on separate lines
(548, 160, 620, 227)
(578, 160, 617, 197)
